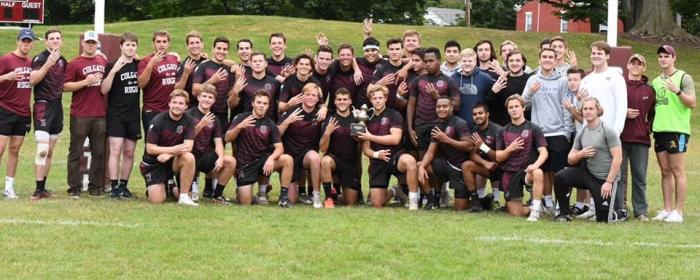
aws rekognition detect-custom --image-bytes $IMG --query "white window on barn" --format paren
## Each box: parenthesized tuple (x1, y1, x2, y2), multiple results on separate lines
(525, 12, 533, 32)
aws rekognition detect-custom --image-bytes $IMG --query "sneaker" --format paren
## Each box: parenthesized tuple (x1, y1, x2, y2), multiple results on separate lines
(121, 188, 135, 199)
(88, 189, 104, 197)
(408, 196, 419, 211)
(552, 213, 572, 222)
(571, 206, 588, 216)
(664, 210, 683, 223)
(278, 197, 291, 208)
(202, 190, 214, 199)
(69, 191, 81, 199)
(391, 185, 408, 206)
(323, 198, 335, 208)
(211, 195, 231, 205)
(439, 184, 451, 207)
(576, 207, 596, 220)
(467, 200, 483, 213)
(423, 199, 438, 211)
(39, 190, 55, 199)
(312, 192, 322, 209)
(178, 194, 199, 207)
(298, 193, 312, 205)
(637, 214, 650, 222)
(480, 193, 494, 210)
(31, 190, 43, 201)
(110, 187, 122, 198)
(527, 208, 540, 222)
(542, 204, 556, 216)
(492, 200, 502, 211)
(191, 182, 199, 202)
(610, 209, 628, 223)
(3, 188, 18, 199)
(256, 193, 269, 205)
(653, 209, 672, 221)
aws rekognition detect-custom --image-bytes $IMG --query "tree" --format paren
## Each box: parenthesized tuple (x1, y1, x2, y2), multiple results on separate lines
(529, 0, 698, 42)
(469, 0, 518, 30)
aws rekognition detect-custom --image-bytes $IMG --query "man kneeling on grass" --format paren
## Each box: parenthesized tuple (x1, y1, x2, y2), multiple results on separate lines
(139, 89, 198, 206)
(481, 95, 548, 221)
(186, 84, 236, 204)
(225, 90, 294, 207)
(553, 97, 623, 223)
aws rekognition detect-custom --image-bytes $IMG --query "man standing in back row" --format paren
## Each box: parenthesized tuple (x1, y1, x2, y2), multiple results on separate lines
(138, 30, 180, 132)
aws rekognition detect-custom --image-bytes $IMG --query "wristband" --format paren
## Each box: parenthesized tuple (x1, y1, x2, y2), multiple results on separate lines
(479, 143, 491, 154)
(372, 151, 379, 159)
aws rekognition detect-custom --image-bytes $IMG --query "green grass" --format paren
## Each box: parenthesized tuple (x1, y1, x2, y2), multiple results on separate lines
(1, 15, 700, 279)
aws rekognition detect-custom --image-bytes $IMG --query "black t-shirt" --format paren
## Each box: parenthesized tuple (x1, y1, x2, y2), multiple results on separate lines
(32, 50, 67, 101)
(176, 56, 207, 107)
(106, 60, 140, 120)
(321, 112, 359, 163)
(279, 74, 323, 103)
(371, 59, 406, 110)
(278, 105, 322, 156)
(431, 115, 471, 166)
(475, 122, 503, 159)
(143, 112, 196, 163)
(485, 73, 531, 126)
(366, 108, 404, 155)
(229, 112, 281, 166)
(356, 57, 381, 107)
(192, 60, 233, 116)
(186, 107, 222, 156)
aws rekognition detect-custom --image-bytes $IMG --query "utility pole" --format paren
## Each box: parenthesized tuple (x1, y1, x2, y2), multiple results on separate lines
(465, 0, 471, 27)
(95, 0, 105, 33)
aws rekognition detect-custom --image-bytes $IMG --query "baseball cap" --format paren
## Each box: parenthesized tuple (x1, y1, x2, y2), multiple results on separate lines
(628, 53, 646, 65)
(17, 28, 35, 41)
(362, 37, 380, 51)
(83, 31, 99, 43)
(656, 45, 676, 57)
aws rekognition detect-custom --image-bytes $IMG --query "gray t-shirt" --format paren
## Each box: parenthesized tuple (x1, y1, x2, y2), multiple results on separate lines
(573, 121, 621, 180)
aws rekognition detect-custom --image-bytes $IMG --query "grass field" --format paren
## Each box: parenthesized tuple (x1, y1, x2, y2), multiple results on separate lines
(1, 15, 699, 279)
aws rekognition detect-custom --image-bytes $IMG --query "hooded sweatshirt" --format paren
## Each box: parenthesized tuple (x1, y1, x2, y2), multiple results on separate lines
(620, 76, 655, 145)
(451, 68, 495, 127)
(523, 68, 574, 138)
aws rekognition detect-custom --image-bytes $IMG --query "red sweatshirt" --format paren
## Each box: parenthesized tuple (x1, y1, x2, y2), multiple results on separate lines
(620, 76, 655, 145)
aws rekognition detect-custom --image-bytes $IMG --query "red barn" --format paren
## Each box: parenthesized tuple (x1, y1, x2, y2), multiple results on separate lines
(515, 1, 623, 33)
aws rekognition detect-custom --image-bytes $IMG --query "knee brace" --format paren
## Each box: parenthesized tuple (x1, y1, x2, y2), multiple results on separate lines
(35, 143, 50, 165)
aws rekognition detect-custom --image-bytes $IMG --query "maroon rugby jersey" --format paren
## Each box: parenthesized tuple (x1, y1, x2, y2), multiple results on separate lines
(321, 112, 359, 163)
(278, 105, 322, 156)
(366, 108, 404, 155)
(65, 55, 107, 117)
(356, 57, 380, 107)
(371, 59, 405, 110)
(0, 52, 32, 116)
(409, 73, 460, 127)
(431, 115, 471, 166)
(186, 107, 222, 156)
(229, 112, 281, 166)
(138, 53, 179, 112)
(234, 74, 280, 121)
(266, 56, 292, 77)
(192, 60, 232, 116)
(32, 50, 67, 101)
(495, 120, 547, 172)
(143, 112, 195, 163)
(327, 61, 359, 112)
(279, 74, 322, 103)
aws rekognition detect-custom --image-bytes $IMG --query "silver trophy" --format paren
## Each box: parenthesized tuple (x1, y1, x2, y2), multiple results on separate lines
(351, 104, 371, 136)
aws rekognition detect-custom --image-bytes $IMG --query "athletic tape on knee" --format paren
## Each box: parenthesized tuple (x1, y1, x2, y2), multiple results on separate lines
(35, 143, 50, 165)
(35, 131, 50, 142)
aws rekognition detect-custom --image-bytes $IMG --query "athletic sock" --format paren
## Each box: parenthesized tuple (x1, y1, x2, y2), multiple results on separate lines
(5, 177, 14, 191)
(110, 180, 119, 190)
(492, 188, 500, 202)
(119, 179, 129, 189)
(204, 178, 214, 194)
(544, 195, 553, 208)
(400, 184, 409, 196)
(433, 189, 441, 205)
(36, 180, 46, 192)
(589, 197, 596, 211)
(575, 201, 585, 209)
(214, 184, 226, 197)
(532, 199, 542, 211)
(259, 184, 268, 195)
(322, 182, 332, 199)
(477, 187, 486, 199)
(280, 187, 289, 199)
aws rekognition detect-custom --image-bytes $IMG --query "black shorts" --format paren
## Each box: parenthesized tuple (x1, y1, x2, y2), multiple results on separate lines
(289, 149, 313, 182)
(196, 151, 219, 174)
(542, 135, 570, 172)
(502, 170, 531, 201)
(654, 132, 690, 154)
(432, 158, 467, 198)
(33, 100, 63, 135)
(236, 153, 269, 187)
(327, 154, 361, 190)
(142, 110, 161, 135)
(140, 158, 174, 187)
(369, 152, 406, 188)
(415, 124, 433, 152)
(0, 107, 31, 136)
(107, 118, 142, 140)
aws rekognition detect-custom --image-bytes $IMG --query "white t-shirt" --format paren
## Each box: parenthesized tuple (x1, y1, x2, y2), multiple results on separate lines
(580, 67, 627, 135)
